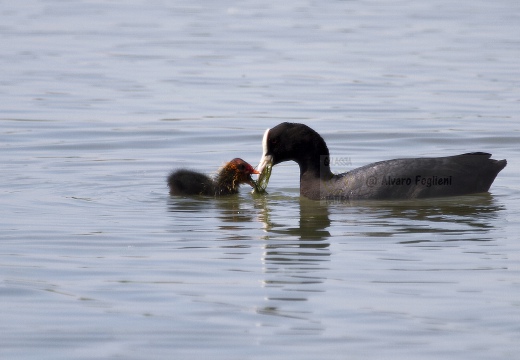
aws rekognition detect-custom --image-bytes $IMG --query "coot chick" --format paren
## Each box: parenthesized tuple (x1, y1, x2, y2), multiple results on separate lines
(256, 122, 507, 200)
(168, 158, 259, 196)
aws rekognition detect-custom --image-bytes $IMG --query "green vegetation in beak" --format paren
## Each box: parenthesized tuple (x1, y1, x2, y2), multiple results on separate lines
(252, 160, 272, 194)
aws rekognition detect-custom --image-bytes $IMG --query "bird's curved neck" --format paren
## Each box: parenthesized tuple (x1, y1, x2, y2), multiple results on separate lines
(297, 152, 333, 181)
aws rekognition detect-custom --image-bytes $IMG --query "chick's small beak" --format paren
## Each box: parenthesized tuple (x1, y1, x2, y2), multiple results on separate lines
(246, 175, 256, 188)
(241, 165, 259, 188)
(247, 166, 259, 188)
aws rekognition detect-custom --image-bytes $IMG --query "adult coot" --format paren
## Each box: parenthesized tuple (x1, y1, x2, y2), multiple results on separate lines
(256, 122, 507, 200)
(168, 158, 259, 196)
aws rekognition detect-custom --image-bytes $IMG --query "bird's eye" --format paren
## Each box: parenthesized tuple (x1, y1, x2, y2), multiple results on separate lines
(238, 164, 246, 171)
(270, 138, 278, 145)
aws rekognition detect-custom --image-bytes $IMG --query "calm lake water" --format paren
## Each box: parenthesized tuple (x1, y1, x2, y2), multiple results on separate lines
(1, 1, 520, 359)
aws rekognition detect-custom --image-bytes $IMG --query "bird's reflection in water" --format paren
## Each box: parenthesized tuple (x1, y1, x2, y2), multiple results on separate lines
(258, 197, 331, 322)
(336, 193, 505, 242)
(166, 191, 505, 327)
(167, 192, 331, 325)
(255, 192, 505, 322)
(167, 193, 258, 241)
(260, 197, 331, 264)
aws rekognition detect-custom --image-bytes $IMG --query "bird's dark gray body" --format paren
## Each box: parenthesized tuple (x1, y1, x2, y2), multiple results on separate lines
(301, 152, 506, 200)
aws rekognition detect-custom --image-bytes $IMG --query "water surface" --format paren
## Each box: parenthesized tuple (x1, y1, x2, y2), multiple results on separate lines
(1, 1, 520, 359)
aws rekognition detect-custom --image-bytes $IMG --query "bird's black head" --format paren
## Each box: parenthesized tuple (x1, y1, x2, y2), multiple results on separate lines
(257, 122, 330, 176)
